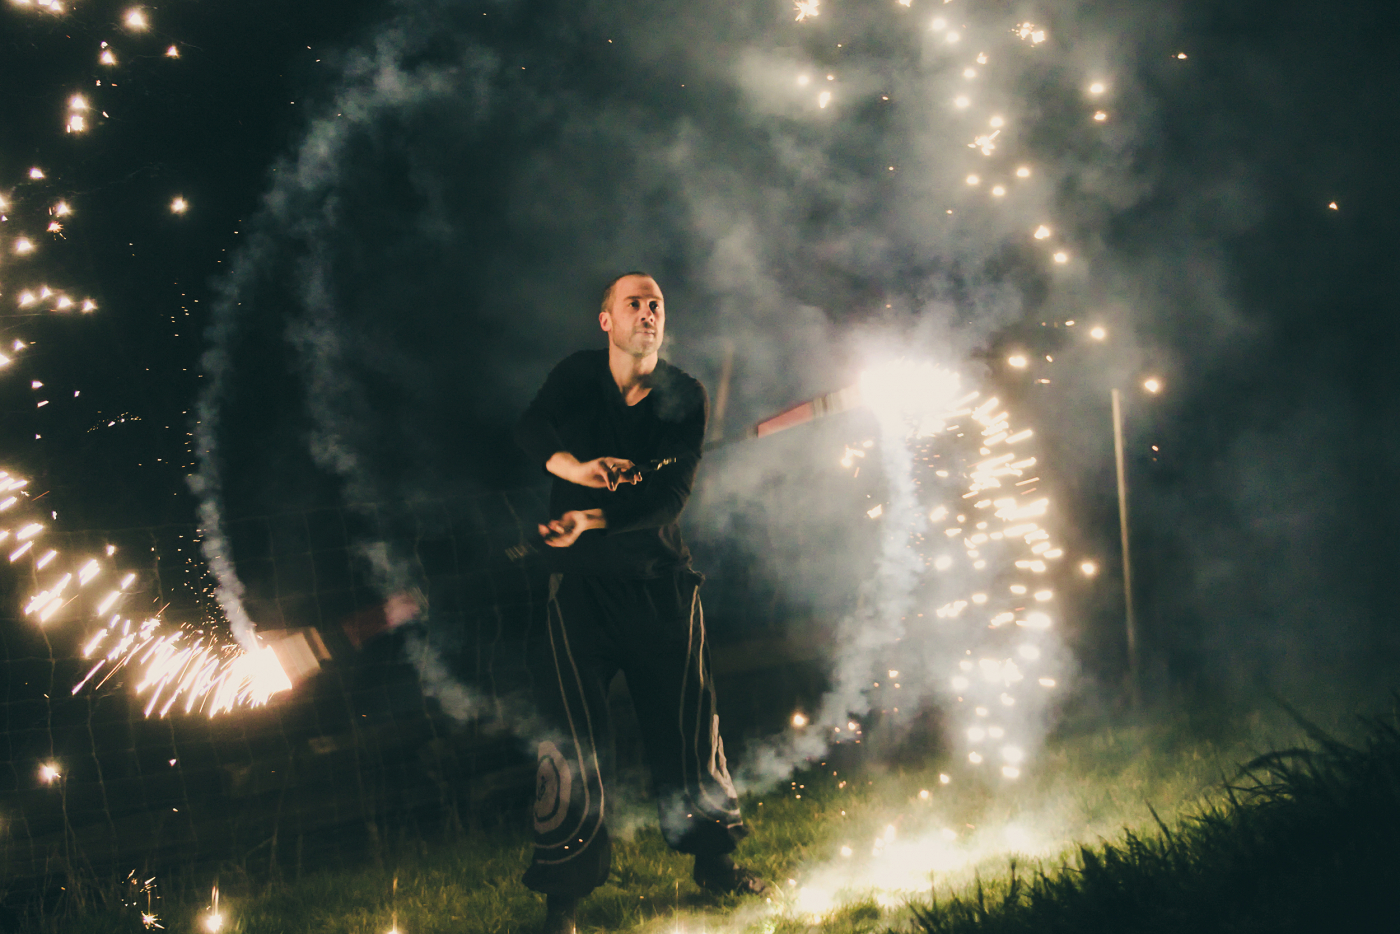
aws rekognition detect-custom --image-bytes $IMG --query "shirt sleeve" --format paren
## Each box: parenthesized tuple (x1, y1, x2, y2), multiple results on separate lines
(602, 382, 708, 535)
(513, 357, 581, 470)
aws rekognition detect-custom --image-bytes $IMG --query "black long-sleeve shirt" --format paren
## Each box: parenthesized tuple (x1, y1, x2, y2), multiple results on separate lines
(514, 349, 708, 578)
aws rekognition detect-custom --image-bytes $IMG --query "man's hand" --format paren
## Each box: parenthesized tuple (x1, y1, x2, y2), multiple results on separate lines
(546, 451, 640, 491)
(538, 509, 606, 548)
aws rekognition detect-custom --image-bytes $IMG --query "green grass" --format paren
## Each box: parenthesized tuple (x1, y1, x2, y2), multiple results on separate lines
(903, 704, 1400, 934)
(22, 704, 1400, 934)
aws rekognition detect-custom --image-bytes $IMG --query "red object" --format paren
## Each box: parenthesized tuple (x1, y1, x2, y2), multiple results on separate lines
(755, 401, 817, 437)
(340, 591, 422, 649)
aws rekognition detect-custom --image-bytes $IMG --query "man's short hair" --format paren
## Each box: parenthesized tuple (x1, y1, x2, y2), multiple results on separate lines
(600, 271, 653, 317)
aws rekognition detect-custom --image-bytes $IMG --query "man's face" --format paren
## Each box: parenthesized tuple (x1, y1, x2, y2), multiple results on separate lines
(600, 275, 665, 358)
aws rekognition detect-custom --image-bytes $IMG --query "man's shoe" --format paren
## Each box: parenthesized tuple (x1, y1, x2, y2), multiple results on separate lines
(541, 894, 578, 934)
(692, 854, 771, 896)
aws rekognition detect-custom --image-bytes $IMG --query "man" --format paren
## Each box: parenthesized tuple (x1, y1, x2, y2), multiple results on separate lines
(514, 272, 766, 934)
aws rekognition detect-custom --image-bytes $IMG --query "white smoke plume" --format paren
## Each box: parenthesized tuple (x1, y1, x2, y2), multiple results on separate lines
(191, 10, 496, 708)
(186, 0, 1300, 782)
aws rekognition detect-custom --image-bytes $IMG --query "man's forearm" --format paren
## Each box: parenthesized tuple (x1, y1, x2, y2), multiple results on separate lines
(601, 459, 697, 535)
(546, 450, 579, 481)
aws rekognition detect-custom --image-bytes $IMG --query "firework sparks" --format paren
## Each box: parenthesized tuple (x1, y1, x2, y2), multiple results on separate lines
(794, 0, 819, 22)
(851, 362, 1068, 787)
(1015, 22, 1047, 44)
(765, 0, 1095, 879)
(2, 457, 292, 714)
(73, 614, 292, 717)
(202, 884, 224, 933)
(10, 0, 68, 14)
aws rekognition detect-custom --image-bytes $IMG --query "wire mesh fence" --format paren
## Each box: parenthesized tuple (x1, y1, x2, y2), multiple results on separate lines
(0, 485, 826, 914)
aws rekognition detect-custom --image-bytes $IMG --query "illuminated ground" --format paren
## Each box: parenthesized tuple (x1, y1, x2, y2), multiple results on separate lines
(36, 702, 1400, 934)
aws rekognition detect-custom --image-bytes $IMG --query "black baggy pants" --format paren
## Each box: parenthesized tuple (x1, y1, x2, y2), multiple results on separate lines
(521, 570, 746, 898)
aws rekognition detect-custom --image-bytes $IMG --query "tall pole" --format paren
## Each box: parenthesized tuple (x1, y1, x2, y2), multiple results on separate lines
(708, 341, 735, 445)
(1111, 388, 1140, 707)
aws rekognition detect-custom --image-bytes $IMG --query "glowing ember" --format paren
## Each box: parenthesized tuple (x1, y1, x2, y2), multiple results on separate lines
(202, 884, 223, 932)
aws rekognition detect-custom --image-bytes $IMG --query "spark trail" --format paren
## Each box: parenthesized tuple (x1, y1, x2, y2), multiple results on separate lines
(2, 1, 291, 719)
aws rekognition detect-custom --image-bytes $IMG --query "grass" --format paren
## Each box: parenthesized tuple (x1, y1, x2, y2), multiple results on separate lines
(904, 703, 1400, 934)
(18, 702, 1400, 934)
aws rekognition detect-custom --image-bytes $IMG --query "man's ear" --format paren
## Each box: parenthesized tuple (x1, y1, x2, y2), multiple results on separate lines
(599, 310, 612, 332)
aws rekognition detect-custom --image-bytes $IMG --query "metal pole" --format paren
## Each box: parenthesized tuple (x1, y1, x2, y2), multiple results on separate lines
(1111, 388, 1140, 707)
(708, 341, 735, 445)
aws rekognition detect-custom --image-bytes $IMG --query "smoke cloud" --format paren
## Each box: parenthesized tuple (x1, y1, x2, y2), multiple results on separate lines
(191, 0, 1395, 818)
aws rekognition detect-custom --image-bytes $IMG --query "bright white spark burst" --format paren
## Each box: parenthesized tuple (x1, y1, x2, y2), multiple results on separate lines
(0, 463, 293, 715)
(794, 0, 819, 22)
(1016, 22, 1047, 44)
(850, 361, 1067, 797)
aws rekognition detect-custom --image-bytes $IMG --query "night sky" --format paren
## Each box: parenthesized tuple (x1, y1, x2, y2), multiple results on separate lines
(1, 0, 1397, 718)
